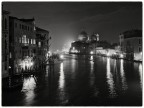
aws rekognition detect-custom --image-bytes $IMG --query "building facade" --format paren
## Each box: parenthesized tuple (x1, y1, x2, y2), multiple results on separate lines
(36, 27, 49, 66)
(2, 10, 10, 78)
(119, 30, 142, 61)
(9, 16, 36, 74)
(69, 32, 101, 54)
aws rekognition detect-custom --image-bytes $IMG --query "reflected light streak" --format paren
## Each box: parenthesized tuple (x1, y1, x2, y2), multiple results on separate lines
(90, 56, 93, 61)
(90, 60, 94, 86)
(21, 76, 36, 105)
(138, 63, 142, 89)
(120, 59, 128, 91)
(46, 65, 49, 77)
(106, 58, 116, 97)
(59, 63, 65, 89)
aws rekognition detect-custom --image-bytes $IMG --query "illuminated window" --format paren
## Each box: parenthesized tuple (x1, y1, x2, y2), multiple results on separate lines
(27, 38, 29, 44)
(38, 42, 41, 47)
(33, 39, 36, 44)
(10, 52, 12, 58)
(31, 39, 33, 44)
(22, 35, 27, 44)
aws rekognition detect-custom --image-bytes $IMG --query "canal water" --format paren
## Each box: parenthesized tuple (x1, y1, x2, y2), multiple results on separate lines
(2, 54, 142, 106)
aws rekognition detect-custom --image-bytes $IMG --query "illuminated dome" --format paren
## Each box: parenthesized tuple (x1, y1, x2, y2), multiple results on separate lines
(91, 33, 99, 41)
(78, 31, 88, 42)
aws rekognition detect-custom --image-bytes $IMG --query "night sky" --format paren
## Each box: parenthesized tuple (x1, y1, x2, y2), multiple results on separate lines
(3, 2, 142, 52)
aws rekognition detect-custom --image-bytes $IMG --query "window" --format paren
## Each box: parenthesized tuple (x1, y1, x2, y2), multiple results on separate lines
(33, 39, 36, 44)
(27, 38, 29, 44)
(15, 23, 17, 28)
(10, 52, 12, 58)
(33, 49, 36, 53)
(139, 39, 141, 45)
(4, 18, 7, 29)
(31, 39, 33, 44)
(139, 47, 142, 52)
(38, 42, 41, 47)
(22, 25, 24, 29)
(19, 37, 21, 43)
(22, 35, 27, 44)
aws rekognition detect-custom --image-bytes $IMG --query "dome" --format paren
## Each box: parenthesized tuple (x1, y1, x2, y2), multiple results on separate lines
(91, 33, 99, 41)
(78, 31, 88, 41)
(91, 34, 97, 41)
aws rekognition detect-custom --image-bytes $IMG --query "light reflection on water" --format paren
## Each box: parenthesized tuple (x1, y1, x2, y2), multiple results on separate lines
(138, 63, 142, 89)
(106, 58, 116, 97)
(21, 76, 36, 105)
(120, 59, 128, 91)
(90, 56, 94, 86)
(2, 55, 142, 106)
(58, 62, 68, 105)
(59, 63, 64, 89)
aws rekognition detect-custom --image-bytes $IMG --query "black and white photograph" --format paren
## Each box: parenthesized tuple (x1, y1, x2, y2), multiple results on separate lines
(2, 1, 142, 106)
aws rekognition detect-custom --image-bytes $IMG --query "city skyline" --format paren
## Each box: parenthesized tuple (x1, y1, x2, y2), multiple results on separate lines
(2, 1, 142, 106)
(3, 2, 142, 52)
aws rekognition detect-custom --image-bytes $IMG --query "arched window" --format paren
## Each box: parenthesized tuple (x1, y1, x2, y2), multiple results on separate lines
(5, 18, 7, 29)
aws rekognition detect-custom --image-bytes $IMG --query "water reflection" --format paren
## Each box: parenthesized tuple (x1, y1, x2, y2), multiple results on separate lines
(46, 65, 49, 77)
(21, 76, 36, 105)
(90, 56, 93, 61)
(59, 63, 65, 89)
(138, 63, 142, 89)
(120, 59, 128, 91)
(106, 58, 116, 97)
(58, 62, 68, 105)
(90, 56, 94, 86)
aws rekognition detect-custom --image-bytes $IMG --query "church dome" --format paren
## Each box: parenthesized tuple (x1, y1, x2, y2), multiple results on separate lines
(78, 31, 88, 41)
(91, 33, 99, 41)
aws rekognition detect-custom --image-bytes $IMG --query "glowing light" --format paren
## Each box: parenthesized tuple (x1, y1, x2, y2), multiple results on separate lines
(90, 56, 93, 60)
(120, 59, 128, 91)
(120, 54, 124, 58)
(138, 64, 142, 89)
(59, 63, 64, 89)
(21, 76, 36, 105)
(19, 57, 34, 70)
(107, 52, 110, 56)
(90, 51, 94, 55)
(60, 55, 64, 59)
(106, 58, 116, 97)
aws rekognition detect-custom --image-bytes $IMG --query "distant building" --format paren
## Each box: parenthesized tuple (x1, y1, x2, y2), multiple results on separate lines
(78, 31, 88, 42)
(2, 9, 10, 78)
(69, 32, 100, 54)
(119, 30, 142, 61)
(36, 27, 49, 66)
(9, 16, 36, 74)
(70, 41, 90, 54)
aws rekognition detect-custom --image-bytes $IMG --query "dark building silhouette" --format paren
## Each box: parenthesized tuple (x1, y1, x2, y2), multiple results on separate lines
(2, 9, 10, 78)
(36, 27, 49, 66)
